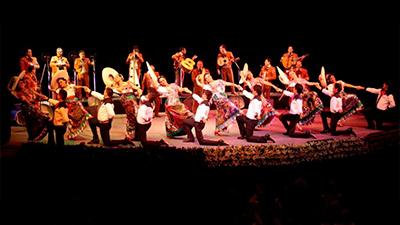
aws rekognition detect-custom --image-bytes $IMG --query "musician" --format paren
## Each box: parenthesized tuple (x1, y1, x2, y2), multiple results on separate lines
(217, 44, 237, 94)
(191, 60, 209, 113)
(50, 48, 70, 77)
(20, 49, 40, 73)
(280, 46, 298, 70)
(294, 61, 309, 81)
(171, 47, 197, 88)
(142, 65, 161, 117)
(74, 50, 94, 99)
(125, 45, 144, 82)
(258, 58, 277, 98)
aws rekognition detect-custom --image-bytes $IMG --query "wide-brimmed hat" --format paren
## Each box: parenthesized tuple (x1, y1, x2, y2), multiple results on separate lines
(102, 67, 121, 87)
(277, 66, 289, 85)
(51, 70, 69, 89)
(239, 63, 249, 84)
(7, 75, 21, 92)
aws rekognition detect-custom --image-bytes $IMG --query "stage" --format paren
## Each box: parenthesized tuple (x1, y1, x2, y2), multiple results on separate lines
(4, 109, 399, 166)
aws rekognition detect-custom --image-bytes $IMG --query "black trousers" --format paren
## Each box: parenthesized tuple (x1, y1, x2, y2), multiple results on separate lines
(363, 107, 387, 129)
(47, 123, 67, 147)
(279, 113, 313, 138)
(89, 118, 112, 146)
(320, 110, 352, 135)
(183, 118, 223, 145)
(236, 115, 269, 143)
(135, 121, 167, 146)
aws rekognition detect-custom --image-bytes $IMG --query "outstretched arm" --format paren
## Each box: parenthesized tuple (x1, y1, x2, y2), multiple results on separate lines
(178, 87, 192, 94)
(339, 80, 364, 90)
(262, 80, 283, 92)
(222, 80, 243, 91)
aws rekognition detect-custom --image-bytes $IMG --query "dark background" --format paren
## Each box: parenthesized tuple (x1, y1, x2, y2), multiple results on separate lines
(1, 22, 399, 143)
(1, 10, 399, 225)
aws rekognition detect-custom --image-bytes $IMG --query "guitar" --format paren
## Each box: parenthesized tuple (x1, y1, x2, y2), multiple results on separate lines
(217, 56, 240, 67)
(281, 53, 309, 69)
(180, 55, 198, 72)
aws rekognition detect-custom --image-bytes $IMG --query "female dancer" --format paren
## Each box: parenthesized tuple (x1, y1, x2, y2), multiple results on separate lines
(196, 72, 242, 135)
(107, 73, 142, 140)
(51, 76, 91, 139)
(152, 75, 193, 137)
(8, 73, 49, 142)
(241, 70, 282, 128)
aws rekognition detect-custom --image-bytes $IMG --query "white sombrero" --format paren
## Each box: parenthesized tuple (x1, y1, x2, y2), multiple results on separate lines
(319, 66, 327, 87)
(7, 75, 21, 92)
(239, 63, 249, 84)
(277, 66, 289, 85)
(102, 67, 120, 87)
(51, 70, 69, 90)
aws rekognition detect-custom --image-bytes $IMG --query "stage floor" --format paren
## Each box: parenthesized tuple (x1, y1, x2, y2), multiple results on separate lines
(5, 110, 396, 149)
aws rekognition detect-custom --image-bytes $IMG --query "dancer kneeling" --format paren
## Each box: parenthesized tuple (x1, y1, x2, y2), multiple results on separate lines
(236, 85, 275, 143)
(320, 83, 357, 136)
(279, 83, 316, 138)
(182, 89, 228, 146)
(136, 89, 169, 147)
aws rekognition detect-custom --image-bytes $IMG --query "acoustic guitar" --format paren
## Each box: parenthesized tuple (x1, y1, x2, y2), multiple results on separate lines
(180, 55, 198, 72)
(217, 57, 240, 67)
(281, 53, 309, 69)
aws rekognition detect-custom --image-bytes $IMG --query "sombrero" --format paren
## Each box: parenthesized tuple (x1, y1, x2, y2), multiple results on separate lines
(239, 63, 249, 84)
(51, 70, 69, 90)
(102, 67, 119, 87)
(277, 66, 289, 85)
(319, 66, 327, 87)
(146, 62, 158, 83)
(7, 75, 21, 92)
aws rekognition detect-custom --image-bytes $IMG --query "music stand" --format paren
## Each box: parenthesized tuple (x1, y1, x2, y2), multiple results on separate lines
(39, 55, 52, 97)
(91, 55, 96, 92)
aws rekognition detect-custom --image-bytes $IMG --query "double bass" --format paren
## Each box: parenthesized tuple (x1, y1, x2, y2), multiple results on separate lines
(129, 51, 141, 88)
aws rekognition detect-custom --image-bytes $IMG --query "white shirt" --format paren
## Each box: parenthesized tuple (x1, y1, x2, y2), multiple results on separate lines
(193, 94, 209, 122)
(243, 90, 262, 120)
(56, 84, 76, 98)
(366, 88, 396, 111)
(283, 90, 303, 115)
(91, 91, 115, 122)
(137, 103, 153, 125)
(330, 95, 343, 113)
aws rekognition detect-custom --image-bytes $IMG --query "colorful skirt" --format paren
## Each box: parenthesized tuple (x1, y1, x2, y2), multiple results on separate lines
(299, 91, 324, 125)
(165, 102, 193, 137)
(257, 98, 276, 128)
(66, 98, 92, 139)
(121, 93, 138, 140)
(20, 103, 49, 142)
(338, 93, 363, 123)
(213, 93, 240, 132)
